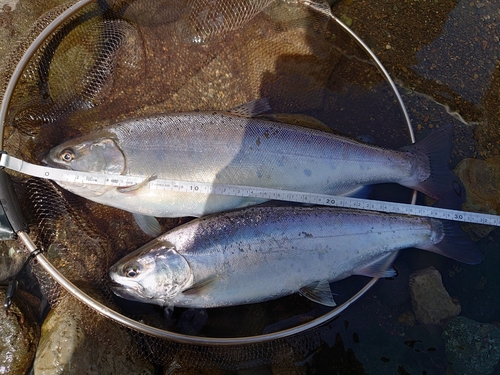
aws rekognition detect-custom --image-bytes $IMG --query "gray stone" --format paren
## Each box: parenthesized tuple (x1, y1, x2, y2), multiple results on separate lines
(443, 316, 500, 375)
(0, 240, 26, 283)
(33, 288, 155, 375)
(454, 158, 500, 239)
(0, 288, 40, 375)
(409, 267, 461, 325)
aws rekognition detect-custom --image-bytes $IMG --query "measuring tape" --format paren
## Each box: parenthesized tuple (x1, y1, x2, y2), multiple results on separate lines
(1, 153, 499, 227)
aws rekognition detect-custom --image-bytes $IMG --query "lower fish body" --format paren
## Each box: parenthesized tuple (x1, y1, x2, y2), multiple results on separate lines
(108, 206, 482, 308)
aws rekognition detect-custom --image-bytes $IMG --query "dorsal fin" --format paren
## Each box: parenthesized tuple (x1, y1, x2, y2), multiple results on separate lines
(272, 113, 333, 133)
(227, 98, 271, 118)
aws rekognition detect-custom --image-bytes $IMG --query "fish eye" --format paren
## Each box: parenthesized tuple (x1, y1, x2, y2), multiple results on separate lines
(60, 149, 75, 163)
(124, 263, 141, 278)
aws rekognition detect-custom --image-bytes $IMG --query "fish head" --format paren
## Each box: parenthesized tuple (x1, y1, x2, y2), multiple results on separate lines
(109, 239, 193, 306)
(44, 131, 125, 174)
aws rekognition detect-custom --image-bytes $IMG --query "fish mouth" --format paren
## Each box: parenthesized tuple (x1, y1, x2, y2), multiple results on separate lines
(109, 279, 124, 289)
(109, 278, 134, 292)
(40, 152, 50, 166)
(109, 280, 136, 299)
(108, 279, 147, 303)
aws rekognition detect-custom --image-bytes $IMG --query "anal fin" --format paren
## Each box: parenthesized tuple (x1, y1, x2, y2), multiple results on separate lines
(299, 280, 336, 307)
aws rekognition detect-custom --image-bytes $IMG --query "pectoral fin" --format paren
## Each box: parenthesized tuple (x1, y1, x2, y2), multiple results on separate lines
(133, 213, 162, 237)
(163, 305, 175, 321)
(343, 185, 372, 199)
(117, 175, 157, 194)
(182, 275, 218, 296)
(356, 252, 399, 278)
(299, 280, 336, 307)
(227, 98, 271, 118)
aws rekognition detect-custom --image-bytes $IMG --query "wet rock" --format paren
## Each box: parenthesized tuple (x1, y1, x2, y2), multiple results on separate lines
(397, 311, 415, 327)
(33, 287, 155, 375)
(0, 240, 26, 283)
(0, 288, 40, 375)
(443, 316, 500, 375)
(304, 335, 366, 375)
(409, 267, 461, 325)
(454, 157, 500, 239)
(374, 262, 411, 308)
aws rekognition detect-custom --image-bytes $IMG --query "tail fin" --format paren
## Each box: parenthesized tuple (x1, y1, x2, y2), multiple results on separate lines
(419, 219, 483, 265)
(401, 124, 465, 204)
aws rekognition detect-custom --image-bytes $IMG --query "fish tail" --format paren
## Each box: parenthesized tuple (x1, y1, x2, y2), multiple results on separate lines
(419, 219, 483, 265)
(402, 124, 465, 204)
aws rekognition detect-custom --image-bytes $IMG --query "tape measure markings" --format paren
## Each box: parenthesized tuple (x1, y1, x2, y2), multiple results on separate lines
(1, 154, 498, 227)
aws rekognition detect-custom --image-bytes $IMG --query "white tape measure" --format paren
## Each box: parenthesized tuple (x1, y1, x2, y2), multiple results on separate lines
(2, 153, 499, 227)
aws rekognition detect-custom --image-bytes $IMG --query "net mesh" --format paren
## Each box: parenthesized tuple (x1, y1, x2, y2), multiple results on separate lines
(1, 0, 406, 370)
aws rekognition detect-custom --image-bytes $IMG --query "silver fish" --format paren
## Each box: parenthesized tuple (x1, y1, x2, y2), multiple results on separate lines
(108, 206, 482, 308)
(44, 99, 461, 222)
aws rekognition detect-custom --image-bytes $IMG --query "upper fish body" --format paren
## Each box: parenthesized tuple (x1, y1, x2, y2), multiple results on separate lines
(108, 206, 482, 308)
(45, 99, 460, 219)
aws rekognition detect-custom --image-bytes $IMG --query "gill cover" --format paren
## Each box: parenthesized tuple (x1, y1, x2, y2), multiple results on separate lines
(155, 247, 193, 300)
(47, 132, 125, 174)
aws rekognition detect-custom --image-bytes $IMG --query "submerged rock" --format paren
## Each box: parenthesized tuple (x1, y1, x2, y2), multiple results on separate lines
(33, 287, 155, 375)
(0, 288, 40, 375)
(454, 157, 500, 239)
(409, 267, 461, 325)
(443, 316, 500, 375)
(0, 240, 26, 283)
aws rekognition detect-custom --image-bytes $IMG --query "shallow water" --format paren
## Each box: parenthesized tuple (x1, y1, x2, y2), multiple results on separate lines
(330, 0, 500, 373)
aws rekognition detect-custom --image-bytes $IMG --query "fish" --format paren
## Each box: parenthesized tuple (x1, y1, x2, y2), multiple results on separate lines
(44, 99, 463, 234)
(108, 206, 482, 309)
